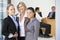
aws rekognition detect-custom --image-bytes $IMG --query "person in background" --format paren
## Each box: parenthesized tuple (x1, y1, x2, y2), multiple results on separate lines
(35, 7, 51, 38)
(35, 7, 43, 36)
(17, 2, 28, 40)
(25, 7, 40, 40)
(2, 4, 18, 40)
(35, 7, 42, 17)
(47, 6, 55, 19)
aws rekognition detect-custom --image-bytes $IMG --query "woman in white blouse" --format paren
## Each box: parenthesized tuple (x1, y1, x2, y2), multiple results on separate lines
(17, 2, 27, 40)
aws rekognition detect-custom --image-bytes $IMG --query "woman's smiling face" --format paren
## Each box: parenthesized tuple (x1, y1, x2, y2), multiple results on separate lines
(8, 6, 15, 16)
(27, 9, 34, 19)
(18, 4, 26, 13)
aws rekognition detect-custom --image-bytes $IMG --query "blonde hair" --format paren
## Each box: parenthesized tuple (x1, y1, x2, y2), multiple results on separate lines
(17, 2, 27, 11)
(6, 4, 14, 16)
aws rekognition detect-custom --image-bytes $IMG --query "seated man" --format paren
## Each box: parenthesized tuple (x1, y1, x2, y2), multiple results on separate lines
(35, 7, 42, 17)
(47, 6, 55, 19)
(35, 7, 51, 38)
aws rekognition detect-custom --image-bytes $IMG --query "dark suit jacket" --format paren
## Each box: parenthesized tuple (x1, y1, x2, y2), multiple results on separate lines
(2, 16, 18, 40)
(38, 12, 42, 17)
(47, 12, 55, 19)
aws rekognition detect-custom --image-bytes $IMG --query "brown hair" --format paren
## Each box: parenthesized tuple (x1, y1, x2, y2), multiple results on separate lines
(51, 6, 55, 9)
(17, 2, 27, 11)
(6, 4, 14, 16)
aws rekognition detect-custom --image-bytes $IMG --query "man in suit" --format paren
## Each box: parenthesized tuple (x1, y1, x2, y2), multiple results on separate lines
(35, 7, 51, 38)
(35, 7, 43, 36)
(47, 6, 55, 19)
(35, 7, 42, 17)
(2, 4, 18, 40)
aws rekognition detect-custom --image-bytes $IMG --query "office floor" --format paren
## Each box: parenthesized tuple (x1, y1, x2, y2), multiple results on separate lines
(38, 37, 55, 40)
(0, 37, 55, 40)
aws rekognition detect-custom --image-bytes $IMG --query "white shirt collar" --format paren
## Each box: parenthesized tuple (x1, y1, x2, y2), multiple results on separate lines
(9, 14, 16, 20)
(17, 11, 27, 17)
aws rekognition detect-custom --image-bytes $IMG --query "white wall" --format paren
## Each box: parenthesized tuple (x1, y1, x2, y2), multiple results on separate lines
(56, 0, 60, 40)
(11, 0, 55, 18)
(3, 0, 7, 18)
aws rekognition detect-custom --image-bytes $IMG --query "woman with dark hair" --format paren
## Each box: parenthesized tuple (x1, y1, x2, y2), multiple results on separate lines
(25, 7, 40, 40)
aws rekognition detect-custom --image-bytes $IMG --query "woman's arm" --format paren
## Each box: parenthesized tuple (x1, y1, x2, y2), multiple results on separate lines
(2, 18, 9, 36)
(33, 20, 40, 40)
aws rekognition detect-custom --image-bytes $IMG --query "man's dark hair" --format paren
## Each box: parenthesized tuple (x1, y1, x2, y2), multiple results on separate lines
(35, 7, 39, 11)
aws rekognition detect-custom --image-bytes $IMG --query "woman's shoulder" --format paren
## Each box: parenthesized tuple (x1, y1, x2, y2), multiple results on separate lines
(3, 16, 10, 22)
(33, 18, 39, 23)
(33, 18, 40, 26)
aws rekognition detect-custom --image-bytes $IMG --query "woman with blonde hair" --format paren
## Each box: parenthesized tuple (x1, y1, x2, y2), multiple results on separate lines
(2, 4, 18, 40)
(17, 2, 29, 40)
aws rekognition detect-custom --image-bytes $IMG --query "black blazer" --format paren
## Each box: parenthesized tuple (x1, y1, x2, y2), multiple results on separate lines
(47, 12, 55, 19)
(38, 12, 42, 17)
(2, 16, 18, 40)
